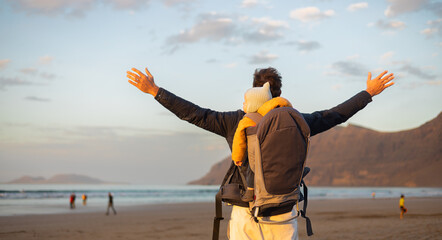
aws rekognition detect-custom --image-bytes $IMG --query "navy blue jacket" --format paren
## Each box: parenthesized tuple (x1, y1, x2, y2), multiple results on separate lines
(155, 88, 372, 150)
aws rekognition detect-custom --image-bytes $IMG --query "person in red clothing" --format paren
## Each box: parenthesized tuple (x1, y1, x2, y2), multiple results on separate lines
(69, 193, 76, 209)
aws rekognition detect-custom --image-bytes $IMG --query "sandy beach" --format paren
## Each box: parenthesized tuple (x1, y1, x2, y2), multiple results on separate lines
(0, 197, 441, 240)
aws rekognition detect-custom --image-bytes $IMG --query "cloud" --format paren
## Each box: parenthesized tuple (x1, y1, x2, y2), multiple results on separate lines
(425, 1, 442, 17)
(25, 96, 51, 102)
(40, 72, 56, 80)
(18, 68, 57, 80)
(346, 54, 360, 60)
(206, 58, 218, 63)
(331, 60, 369, 77)
(376, 19, 406, 30)
(7, 0, 96, 17)
(380, 51, 395, 61)
(290, 40, 321, 52)
(108, 0, 151, 10)
(243, 17, 289, 42)
(5, 0, 155, 17)
(162, 0, 195, 7)
(6, 0, 199, 17)
(0, 59, 11, 69)
(0, 77, 33, 90)
(39, 55, 54, 64)
(167, 13, 236, 44)
(20, 67, 38, 75)
(166, 13, 289, 51)
(426, 80, 441, 85)
(331, 84, 342, 91)
(223, 63, 238, 68)
(400, 64, 437, 80)
(289, 7, 335, 23)
(0, 127, 229, 184)
(421, 19, 442, 38)
(248, 50, 278, 64)
(347, 2, 368, 12)
(384, 0, 428, 17)
(241, 0, 258, 8)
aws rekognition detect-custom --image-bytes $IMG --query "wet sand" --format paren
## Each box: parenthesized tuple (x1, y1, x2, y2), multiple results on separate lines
(0, 197, 441, 239)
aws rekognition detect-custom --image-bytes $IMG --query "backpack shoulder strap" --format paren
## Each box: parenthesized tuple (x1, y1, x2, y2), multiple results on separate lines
(300, 178, 313, 236)
(212, 191, 224, 240)
(244, 112, 263, 125)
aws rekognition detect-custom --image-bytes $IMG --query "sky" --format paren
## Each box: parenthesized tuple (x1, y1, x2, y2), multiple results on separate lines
(0, 0, 441, 184)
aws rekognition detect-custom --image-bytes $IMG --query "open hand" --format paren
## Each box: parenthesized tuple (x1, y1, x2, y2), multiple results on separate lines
(366, 70, 395, 97)
(127, 67, 159, 97)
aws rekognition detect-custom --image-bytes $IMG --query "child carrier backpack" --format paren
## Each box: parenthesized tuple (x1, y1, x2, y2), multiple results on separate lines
(212, 107, 313, 240)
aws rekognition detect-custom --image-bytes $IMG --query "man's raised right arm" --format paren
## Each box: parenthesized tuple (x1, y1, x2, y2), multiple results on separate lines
(304, 70, 395, 136)
(127, 67, 243, 138)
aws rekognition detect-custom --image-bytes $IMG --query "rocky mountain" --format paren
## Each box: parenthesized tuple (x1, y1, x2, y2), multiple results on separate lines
(7, 174, 110, 184)
(189, 112, 442, 187)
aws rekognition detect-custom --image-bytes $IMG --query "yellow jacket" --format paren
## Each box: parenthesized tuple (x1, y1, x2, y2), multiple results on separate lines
(232, 97, 292, 165)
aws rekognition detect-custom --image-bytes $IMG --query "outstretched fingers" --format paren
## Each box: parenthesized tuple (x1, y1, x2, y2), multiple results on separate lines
(145, 67, 153, 79)
(128, 79, 138, 87)
(127, 66, 159, 96)
(366, 70, 396, 96)
(126, 71, 139, 82)
(131, 68, 148, 81)
(131, 68, 144, 76)
(375, 70, 388, 80)
(384, 82, 395, 88)
(382, 74, 395, 83)
(379, 73, 395, 91)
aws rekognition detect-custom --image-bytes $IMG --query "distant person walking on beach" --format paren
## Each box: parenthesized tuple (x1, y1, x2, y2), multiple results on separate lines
(127, 66, 394, 239)
(399, 194, 407, 219)
(70, 193, 76, 209)
(106, 192, 117, 215)
(82, 194, 87, 206)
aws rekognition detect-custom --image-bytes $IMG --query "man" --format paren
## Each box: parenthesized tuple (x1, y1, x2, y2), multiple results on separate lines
(126, 67, 394, 239)
(106, 192, 117, 215)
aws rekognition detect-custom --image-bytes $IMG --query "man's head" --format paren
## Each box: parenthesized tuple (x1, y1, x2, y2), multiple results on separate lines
(253, 67, 282, 98)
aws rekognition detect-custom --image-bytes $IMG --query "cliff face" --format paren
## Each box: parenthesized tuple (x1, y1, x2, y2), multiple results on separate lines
(189, 113, 442, 187)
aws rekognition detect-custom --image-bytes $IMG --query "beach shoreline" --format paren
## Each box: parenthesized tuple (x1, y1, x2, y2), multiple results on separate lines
(1, 197, 441, 239)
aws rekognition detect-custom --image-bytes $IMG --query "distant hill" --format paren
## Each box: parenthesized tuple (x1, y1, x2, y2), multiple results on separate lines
(189, 112, 442, 187)
(188, 156, 232, 185)
(7, 174, 111, 184)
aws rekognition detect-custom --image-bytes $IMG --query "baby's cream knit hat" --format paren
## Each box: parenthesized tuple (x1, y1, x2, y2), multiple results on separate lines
(244, 82, 272, 113)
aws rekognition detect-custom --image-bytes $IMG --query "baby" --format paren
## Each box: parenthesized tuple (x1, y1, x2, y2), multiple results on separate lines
(232, 82, 272, 202)
(232, 82, 293, 202)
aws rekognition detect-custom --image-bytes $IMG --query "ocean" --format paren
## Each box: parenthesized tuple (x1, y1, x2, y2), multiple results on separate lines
(1, 184, 441, 216)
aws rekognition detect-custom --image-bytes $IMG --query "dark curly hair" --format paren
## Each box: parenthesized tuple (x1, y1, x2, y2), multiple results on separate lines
(253, 67, 282, 98)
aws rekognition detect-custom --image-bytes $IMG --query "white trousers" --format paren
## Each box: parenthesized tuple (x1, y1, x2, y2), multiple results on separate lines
(228, 205, 299, 240)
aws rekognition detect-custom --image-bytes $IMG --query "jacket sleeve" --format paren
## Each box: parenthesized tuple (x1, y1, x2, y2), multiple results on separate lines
(303, 91, 372, 137)
(155, 88, 243, 138)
